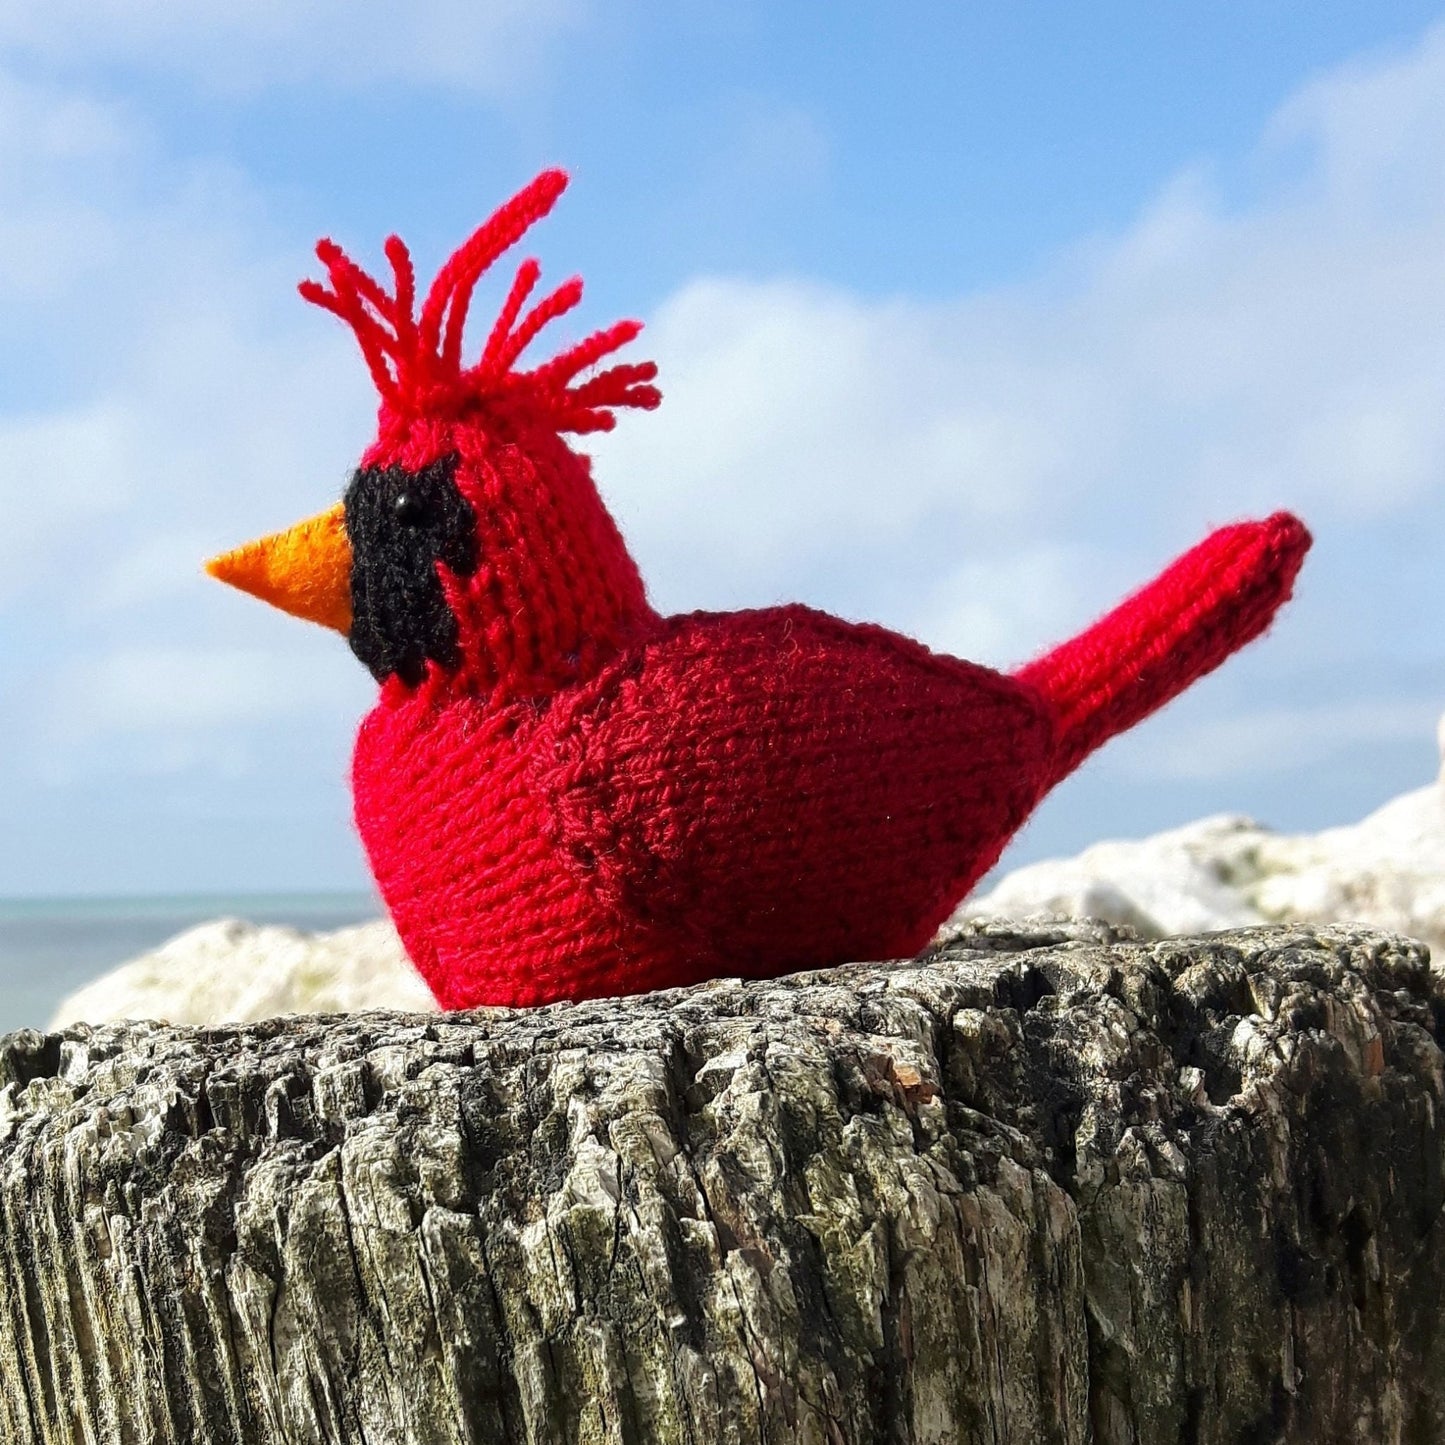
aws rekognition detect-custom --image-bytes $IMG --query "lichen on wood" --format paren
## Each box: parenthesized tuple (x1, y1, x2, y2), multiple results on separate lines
(1, 921, 1442, 1443)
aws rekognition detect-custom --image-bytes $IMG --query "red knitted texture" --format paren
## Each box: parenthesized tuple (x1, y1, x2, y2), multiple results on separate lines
(308, 171, 1313, 1009)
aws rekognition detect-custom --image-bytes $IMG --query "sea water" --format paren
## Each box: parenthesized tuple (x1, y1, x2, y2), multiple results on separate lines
(0, 893, 379, 1037)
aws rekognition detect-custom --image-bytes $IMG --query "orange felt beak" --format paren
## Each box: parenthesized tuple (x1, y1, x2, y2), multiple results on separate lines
(205, 502, 353, 634)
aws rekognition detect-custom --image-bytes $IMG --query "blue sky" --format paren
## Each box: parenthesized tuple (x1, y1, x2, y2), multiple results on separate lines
(1, 2, 1442, 897)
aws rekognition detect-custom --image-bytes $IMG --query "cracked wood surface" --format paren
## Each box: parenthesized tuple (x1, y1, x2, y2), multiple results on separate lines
(0, 921, 1442, 1444)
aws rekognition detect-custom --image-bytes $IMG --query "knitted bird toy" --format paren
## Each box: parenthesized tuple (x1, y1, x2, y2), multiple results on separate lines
(209, 169, 1311, 1009)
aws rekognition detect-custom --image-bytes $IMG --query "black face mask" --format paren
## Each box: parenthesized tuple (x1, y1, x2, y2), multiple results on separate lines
(343, 454, 480, 685)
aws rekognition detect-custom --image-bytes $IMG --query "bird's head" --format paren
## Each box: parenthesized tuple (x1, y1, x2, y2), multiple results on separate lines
(207, 170, 660, 697)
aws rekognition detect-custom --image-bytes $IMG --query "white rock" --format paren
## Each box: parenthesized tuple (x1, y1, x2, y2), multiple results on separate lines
(960, 713, 1445, 952)
(1252, 782, 1445, 948)
(962, 813, 1270, 938)
(49, 918, 436, 1030)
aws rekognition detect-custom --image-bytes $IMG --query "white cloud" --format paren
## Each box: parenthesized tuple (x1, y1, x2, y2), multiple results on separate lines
(87, 530, 219, 614)
(0, 61, 375, 813)
(43, 644, 361, 744)
(0, 61, 373, 579)
(0, 0, 587, 95)
(0, 403, 135, 597)
(587, 21, 1445, 689)
(0, 72, 140, 299)
(589, 279, 1080, 624)
(906, 543, 1095, 670)
(1121, 698, 1445, 782)
(1265, 23, 1445, 207)
(0, 277, 369, 628)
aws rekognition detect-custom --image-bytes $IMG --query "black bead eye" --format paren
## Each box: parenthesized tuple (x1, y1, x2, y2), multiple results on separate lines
(393, 491, 430, 526)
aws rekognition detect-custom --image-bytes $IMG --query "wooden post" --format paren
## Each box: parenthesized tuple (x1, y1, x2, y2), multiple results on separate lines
(1, 921, 1441, 1443)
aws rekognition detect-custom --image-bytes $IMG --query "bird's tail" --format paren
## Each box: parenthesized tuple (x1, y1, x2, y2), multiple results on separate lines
(1014, 511, 1311, 789)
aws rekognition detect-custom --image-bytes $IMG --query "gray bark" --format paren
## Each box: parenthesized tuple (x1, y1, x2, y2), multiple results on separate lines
(0, 921, 1442, 1445)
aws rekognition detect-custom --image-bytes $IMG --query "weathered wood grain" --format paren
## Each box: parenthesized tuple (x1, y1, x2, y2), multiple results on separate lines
(1, 921, 1441, 1444)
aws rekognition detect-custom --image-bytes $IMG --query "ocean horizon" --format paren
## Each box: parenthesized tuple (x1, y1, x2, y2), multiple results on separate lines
(0, 891, 382, 1038)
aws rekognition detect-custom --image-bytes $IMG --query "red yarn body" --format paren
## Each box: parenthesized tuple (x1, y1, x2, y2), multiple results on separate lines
(352, 496, 1309, 1009)
(354, 605, 1056, 1007)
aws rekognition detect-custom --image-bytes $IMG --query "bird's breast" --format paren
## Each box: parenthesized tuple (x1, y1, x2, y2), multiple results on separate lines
(351, 685, 676, 1007)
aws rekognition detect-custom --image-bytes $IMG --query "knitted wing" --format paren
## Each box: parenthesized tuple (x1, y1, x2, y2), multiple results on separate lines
(531, 604, 1055, 978)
